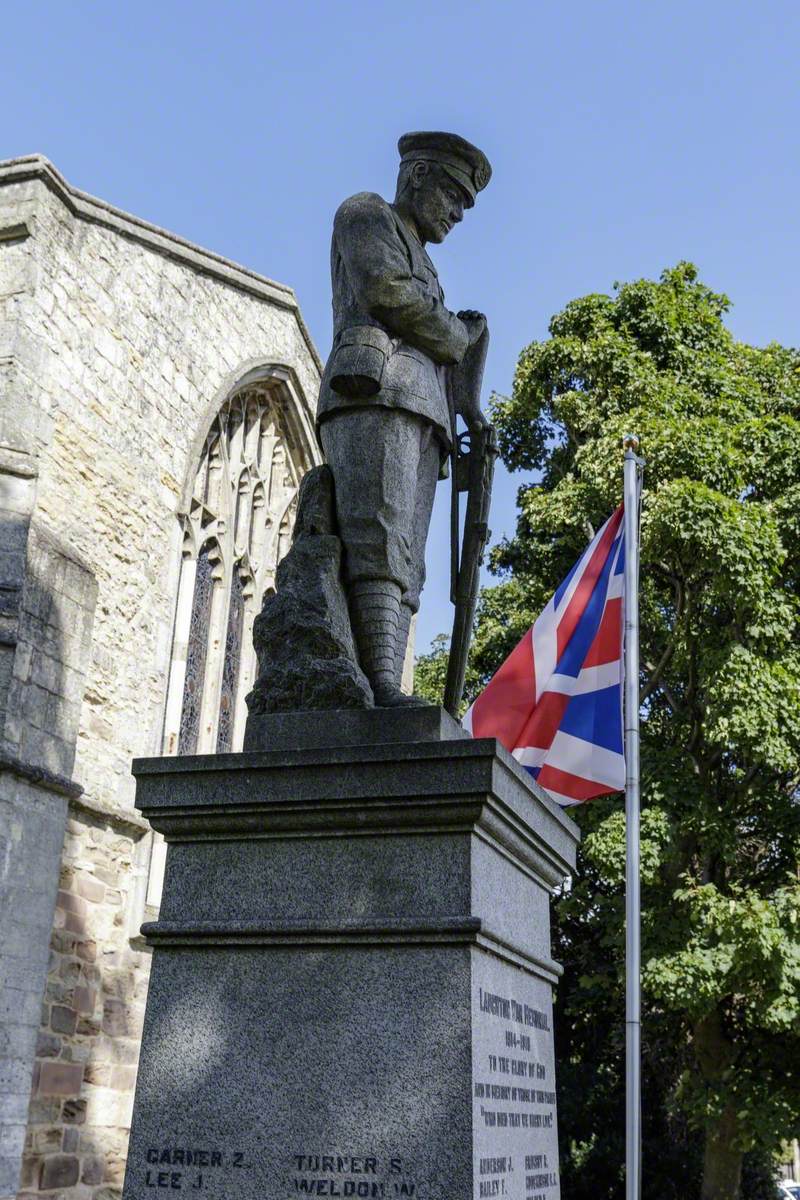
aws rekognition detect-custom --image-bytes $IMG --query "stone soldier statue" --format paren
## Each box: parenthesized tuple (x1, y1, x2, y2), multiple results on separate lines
(316, 131, 492, 708)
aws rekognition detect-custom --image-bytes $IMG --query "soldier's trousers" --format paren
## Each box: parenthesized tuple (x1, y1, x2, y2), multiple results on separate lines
(319, 408, 444, 613)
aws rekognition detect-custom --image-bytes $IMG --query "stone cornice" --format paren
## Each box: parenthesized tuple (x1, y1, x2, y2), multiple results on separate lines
(140, 917, 564, 983)
(0, 154, 323, 374)
(0, 749, 82, 799)
(132, 737, 579, 890)
(69, 790, 151, 837)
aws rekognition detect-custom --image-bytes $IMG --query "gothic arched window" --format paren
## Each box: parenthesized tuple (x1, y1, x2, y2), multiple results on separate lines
(161, 381, 311, 759)
(140, 367, 318, 916)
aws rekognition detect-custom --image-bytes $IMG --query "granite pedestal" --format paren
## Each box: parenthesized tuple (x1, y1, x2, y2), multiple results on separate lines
(122, 709, 578, 1200)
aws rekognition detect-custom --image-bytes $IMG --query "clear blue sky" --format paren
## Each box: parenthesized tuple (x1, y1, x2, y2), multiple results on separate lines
(4, 0, 798, 652)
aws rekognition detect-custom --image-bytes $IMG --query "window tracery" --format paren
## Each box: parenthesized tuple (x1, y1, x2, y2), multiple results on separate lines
(142, 368, 318, 918)
(162, 383, 305, 759)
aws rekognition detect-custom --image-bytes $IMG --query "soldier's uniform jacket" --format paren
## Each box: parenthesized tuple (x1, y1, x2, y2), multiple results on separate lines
(316, 192, 470, 454)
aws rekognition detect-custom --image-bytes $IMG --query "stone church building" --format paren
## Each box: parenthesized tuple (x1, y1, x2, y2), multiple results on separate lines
(0, 155, 321, 1199)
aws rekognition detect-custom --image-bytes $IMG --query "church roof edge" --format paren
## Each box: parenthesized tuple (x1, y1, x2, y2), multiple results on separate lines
(0, 154, 322, 374)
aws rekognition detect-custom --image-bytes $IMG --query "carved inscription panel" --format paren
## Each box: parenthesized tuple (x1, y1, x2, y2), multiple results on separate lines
(472, 956, 560, 1200)
(138, 1146, 254, 1192)
(125, 949, 560, 1200)
(289, 1155, 419, 1196)
(135, 1149, 420, 1197)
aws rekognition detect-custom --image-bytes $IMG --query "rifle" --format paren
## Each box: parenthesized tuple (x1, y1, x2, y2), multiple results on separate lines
(444, 329, 497, 718)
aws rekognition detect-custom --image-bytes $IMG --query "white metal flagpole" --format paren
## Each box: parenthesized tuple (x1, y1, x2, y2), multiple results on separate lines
(623, 433, 643, 1200)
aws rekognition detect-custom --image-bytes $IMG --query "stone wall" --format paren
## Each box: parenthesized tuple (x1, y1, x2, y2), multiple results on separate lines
(0, 156, 320, 1200)
(0, 519, 97, 1200)
(1, 774, 71, 1200)
(17, 800, 149, 1200)
(1, 156, 319, 820)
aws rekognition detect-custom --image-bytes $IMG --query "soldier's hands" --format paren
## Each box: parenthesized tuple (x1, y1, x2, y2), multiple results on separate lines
(464, 406, 490, 434)
(457, 310, 488, 346)
(455, 311, 489, 431)
(457, 390, 490, 434)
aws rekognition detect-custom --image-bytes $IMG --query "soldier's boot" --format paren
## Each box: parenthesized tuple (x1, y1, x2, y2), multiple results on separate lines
(349, 581, 427, 708)
(394, 601, 414, 690)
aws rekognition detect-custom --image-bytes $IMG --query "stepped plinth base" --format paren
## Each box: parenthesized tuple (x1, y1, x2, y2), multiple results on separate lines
(122, 709, 578, 1200)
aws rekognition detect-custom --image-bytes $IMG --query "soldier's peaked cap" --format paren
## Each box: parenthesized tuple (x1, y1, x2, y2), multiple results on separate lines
(398, 131, 491, 207)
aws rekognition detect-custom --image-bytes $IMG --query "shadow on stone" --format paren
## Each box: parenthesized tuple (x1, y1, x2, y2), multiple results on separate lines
(246, 465, 373, 714)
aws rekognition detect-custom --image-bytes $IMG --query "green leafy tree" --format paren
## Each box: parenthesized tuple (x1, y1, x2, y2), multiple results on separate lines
(416, 264, 800, 1200)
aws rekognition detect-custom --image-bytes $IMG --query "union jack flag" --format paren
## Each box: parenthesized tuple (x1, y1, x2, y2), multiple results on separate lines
(463, 507, 626, 806)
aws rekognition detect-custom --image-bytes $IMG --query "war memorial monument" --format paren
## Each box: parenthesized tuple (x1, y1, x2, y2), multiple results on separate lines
(121, 132, 579, 1200)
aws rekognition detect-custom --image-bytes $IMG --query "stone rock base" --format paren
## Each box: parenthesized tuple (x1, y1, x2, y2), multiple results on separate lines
(247, 466, 373, 714)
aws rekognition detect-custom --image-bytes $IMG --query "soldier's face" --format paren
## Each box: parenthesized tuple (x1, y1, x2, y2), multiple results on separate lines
(408, 162, 467, 244)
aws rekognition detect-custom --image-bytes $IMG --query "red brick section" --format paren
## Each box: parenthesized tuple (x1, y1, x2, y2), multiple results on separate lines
(81, 1154, 105, 1184)
(51, 1005, 78, 1034)
(40, 1152, 80, 1189)
(76, 937, 98, 963)
(73, 985, 96, 1015)
(38, 1061, 84, 1095)
(102, 998, 129, 1037)
(21, 813, 151, 1198)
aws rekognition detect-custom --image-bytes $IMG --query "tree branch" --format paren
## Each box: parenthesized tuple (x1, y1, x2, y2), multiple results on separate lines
(640, 577, 683, 706)
(649, 676, 685, 717)
(640, 642, 675, 705)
